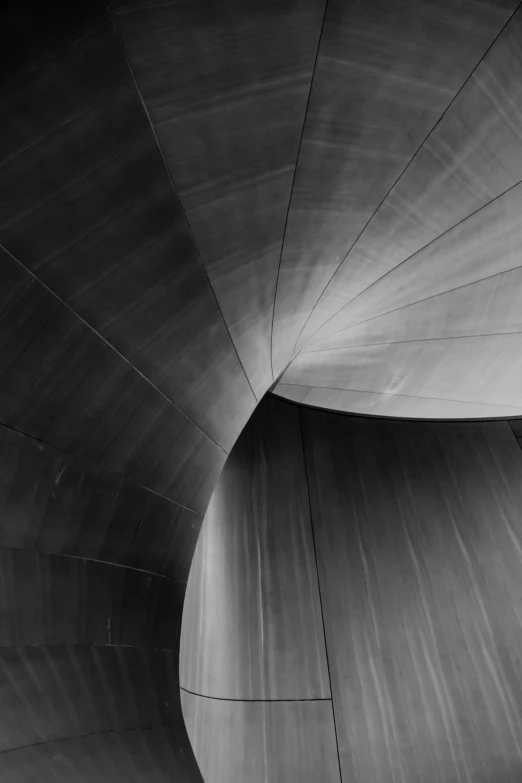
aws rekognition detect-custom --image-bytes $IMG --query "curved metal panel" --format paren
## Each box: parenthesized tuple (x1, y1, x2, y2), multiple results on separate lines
(0, 424, 202, 579)
(181, 396, 329, 700)
(5, 0, 522, 779)
(302, 408, 522, 782)
(272, 0, 516, 373)
(181, 691, 341, 783)
(0, 249, 226, 513)
(0, 21, 256, 450)
(298, 3, 522, 348)
(0, 728, 201, 782)
(111, 0, 326, 395)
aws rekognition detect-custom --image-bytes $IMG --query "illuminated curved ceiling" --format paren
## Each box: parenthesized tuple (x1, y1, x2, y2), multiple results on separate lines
(274, 0, 522, 418)
(268, 0, 522, 418)
(4, 1, 522, 424)
(110, 0, 522, 420)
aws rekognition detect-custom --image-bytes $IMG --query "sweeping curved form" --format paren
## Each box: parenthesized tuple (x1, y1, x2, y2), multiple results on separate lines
(273, 0, 522, 416)
(182, 396, 522, 782)
(2, 0, 522, 780)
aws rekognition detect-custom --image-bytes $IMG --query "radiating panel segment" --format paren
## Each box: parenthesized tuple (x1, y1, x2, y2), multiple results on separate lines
(271, 0, 516, 373)
(308, 179, 522, 338)
(0, 18, 255, 449)
(281, 334, 522, 414)
(298, 4, 522, 348)
(180, 396, 329, 699)
(112, 0, 326, 395)
(307, 265, 522, 353)
(0, 249, 225, 513)
(181, 691, 341, 783)
(303, 409, 522, 782)
(283, 182, 522, 419)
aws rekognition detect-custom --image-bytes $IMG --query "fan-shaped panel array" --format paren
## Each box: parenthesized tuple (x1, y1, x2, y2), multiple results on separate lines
(271, 0, 517, 376)
(111, 0, 325, 395)
(273, 1, 522, 417)
(4, 0, 522, 780)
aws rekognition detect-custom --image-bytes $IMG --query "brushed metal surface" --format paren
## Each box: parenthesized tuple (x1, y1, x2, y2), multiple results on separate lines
(310, 179, 522, 343)
(298, 3, 522, 349)
(275, 182, 522, 417)
(0, 248, 225, 514)
(0, 423, 202, 580)
(0, 728, 201, 782)
(0, 20, 255, 451)
(307, 265, 522, 352)
(271, 0, 517, 374)
(5, 0, 522, 779)
(275, 384, 522, 419)
(112, 0, 325, 395)
(0, 547, 184, 650)
(302, 408, 522, 782)
(181, 691, 341, 783)
(280, 334, 522, 414)
(180, 396, 329, 700)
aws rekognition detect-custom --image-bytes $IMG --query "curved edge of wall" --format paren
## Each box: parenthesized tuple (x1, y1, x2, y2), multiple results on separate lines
(182, 395, 522, 782)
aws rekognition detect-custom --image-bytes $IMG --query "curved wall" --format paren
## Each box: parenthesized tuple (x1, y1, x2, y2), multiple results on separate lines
(0, 0, 265, 778)
(0, 5, 241, 771)
(180, 399, 340, 782)
(303, 407, 522, 782)
(180, 396, 329, 701)
(184, 396, 522, 782)
(0, 421, 205, 781)
(3, 0, 522, 780)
